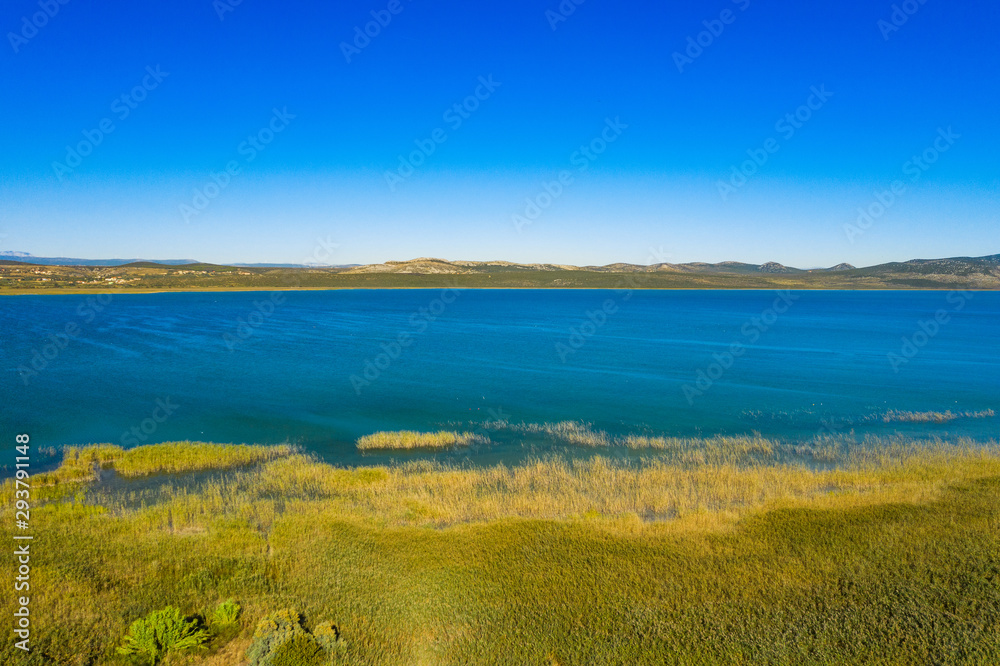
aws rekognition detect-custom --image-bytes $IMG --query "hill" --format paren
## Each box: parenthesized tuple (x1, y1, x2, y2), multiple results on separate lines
(0, 252, 199, 266)
(0, 254, 996, 292)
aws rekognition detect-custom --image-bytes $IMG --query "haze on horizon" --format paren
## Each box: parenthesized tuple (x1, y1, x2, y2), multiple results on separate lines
(2, 0, 997, 268)
(3, 249, 996, 273)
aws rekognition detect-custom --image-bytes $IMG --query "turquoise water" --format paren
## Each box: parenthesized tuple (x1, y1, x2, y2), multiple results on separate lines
(1, 289, 997, 467)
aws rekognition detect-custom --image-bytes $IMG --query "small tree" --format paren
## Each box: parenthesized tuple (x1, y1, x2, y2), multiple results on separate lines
(246, 609, 306, 666)
(271, 633, 327, 666)
(314, 621, 348, 656)
(117, 606, 210, 664)
(247, 610, 347, 666)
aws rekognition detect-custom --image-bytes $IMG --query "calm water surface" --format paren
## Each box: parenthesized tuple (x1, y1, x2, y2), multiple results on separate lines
(1, 289, 997, 468)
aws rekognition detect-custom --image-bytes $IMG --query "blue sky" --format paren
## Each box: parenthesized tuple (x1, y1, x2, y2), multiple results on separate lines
(1, 0, 997, 267)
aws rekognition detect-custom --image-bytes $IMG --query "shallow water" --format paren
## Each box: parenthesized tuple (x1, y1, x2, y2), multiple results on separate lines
(1, 289, 997, 467)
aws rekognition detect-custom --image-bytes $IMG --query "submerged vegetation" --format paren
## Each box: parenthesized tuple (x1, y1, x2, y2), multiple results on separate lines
(742, 407, 996, 424)
(3, 436, 1000, 664)
(356, 430, 484, 451)
(880, 408, 996, 423)
(482, 420, 842, 463)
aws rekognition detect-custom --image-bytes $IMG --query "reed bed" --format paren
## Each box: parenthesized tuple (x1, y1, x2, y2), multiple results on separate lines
(35, 441, 295, 487)
(90, 437, 1000, 532)
(3, 436, 999, 664)
(880, 408, 996, 423)
(356, 430, 485, 451)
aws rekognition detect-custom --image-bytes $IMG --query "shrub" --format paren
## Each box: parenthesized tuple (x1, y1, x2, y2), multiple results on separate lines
(117, 606, 209, 664)
(247, 609, 346, 666)
(247, 609, 308, 666)
(314, 620, 347, 655)
(272, 634, 327, 666)
(211, 599, 241, 626)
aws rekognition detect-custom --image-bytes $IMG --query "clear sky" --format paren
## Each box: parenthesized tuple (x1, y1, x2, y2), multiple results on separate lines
(1, 0, 997, 267)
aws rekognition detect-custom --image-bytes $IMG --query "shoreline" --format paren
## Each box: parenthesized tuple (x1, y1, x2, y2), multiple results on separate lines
(2, 285, 997, 296)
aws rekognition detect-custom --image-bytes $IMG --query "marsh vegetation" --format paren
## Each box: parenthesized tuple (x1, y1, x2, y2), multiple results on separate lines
(3, 435, 1000, 664)
(879, 408, 996, 423)
(355, 431, 484, 451)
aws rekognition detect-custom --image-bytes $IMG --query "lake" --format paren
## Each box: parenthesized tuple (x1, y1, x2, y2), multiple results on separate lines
(1, 289, 997, 468)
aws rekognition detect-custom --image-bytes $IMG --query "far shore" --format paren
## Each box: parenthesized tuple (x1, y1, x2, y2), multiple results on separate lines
(2, 285, 998, 296)
(4, 254, 997, 293)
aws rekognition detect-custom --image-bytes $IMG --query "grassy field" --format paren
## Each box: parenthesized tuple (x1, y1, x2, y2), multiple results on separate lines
(3, 437, 1000, 664)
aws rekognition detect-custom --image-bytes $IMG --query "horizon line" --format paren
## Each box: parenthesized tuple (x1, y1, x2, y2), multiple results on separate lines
(2, 251, 999, 271)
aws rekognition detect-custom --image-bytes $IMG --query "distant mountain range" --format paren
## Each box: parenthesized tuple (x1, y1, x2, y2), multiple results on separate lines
(4, 251, 1000, 276)
(339, 257, 825, 275)
(0, 252, 345, 268)
(342, 256, 1000, 277)
(2, 252, 998, 290)
(0, 252, 198, 266)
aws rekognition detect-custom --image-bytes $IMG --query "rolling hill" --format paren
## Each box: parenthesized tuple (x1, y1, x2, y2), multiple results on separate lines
(0, 254, 996, 292)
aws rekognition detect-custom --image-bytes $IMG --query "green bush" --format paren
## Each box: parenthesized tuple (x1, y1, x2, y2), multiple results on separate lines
(314, 620, 347, 654)
(211, 599, 241, 626)
(272, 633, 327, 666)
(247, 609, 308, 666)
(117, 606, 209, 664)
(247, 609, 346, 666)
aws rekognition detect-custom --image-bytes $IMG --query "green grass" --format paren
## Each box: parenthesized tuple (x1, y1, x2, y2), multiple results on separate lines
(3, 438, 1000, 664)
(356, 431, 484, 451)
